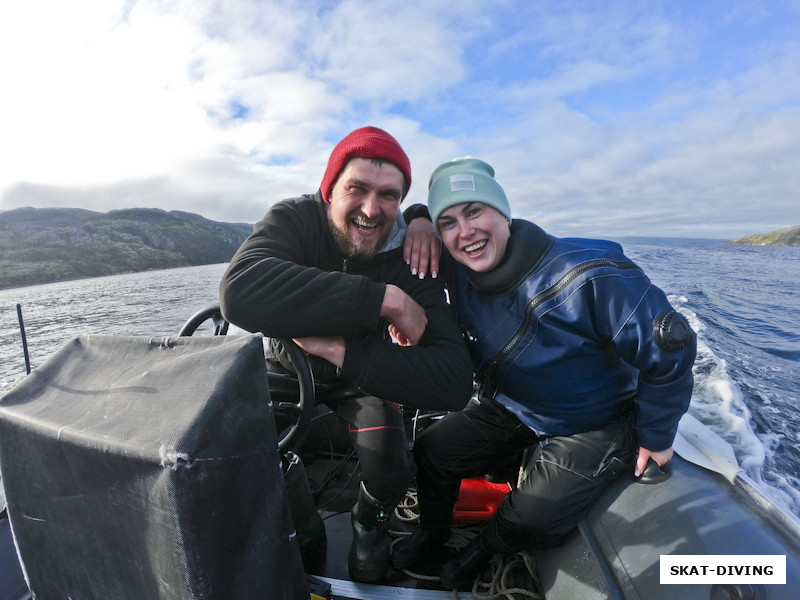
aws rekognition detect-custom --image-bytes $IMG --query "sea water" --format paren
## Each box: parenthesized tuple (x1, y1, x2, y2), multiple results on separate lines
(621, 239, 800, 515)
(1, 241, 799, 517)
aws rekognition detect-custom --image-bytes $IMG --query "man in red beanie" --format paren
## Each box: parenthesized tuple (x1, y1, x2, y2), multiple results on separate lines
(219, 126, 473, 582)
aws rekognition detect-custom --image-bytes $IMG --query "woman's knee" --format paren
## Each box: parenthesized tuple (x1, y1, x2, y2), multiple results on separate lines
(362, 455, 412, 504)
(413, 424, 466, 482)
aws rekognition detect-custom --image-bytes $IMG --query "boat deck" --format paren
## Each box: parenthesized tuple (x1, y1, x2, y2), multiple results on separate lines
(299, 450, 540, 599)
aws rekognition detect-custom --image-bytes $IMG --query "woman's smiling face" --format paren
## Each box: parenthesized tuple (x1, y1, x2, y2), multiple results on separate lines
(437, 202, 511, 272)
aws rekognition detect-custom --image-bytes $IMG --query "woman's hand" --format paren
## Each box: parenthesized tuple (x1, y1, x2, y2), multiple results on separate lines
(634, 446, 674, 477)
(404, 217, 441, 279)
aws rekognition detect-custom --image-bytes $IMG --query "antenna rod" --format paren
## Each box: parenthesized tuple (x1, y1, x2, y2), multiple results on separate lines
(16, 303, 31, 375)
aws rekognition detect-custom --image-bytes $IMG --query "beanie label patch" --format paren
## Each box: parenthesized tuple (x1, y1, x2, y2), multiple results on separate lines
(449, 174, 475, 193)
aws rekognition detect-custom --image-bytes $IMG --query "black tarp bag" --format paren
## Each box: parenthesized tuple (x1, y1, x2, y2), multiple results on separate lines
(0, 334, 308, 600)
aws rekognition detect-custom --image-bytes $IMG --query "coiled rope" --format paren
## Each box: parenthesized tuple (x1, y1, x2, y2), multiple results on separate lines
(390, 489, 544, 600)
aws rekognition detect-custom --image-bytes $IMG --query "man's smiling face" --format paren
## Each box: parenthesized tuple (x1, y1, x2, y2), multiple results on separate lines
(327, 157, 405, 260)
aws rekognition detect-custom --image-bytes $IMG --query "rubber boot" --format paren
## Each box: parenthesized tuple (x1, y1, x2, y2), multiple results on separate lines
(391, 479, 460, 571)
(439, 532, 495, 590)
(348, 482, 393, 582)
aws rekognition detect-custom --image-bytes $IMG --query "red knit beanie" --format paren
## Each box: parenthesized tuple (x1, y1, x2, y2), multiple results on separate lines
(320, 126, 412, 202)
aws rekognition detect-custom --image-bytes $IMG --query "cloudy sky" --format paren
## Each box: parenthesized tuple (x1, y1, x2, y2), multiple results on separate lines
(1, 0, 799, 239)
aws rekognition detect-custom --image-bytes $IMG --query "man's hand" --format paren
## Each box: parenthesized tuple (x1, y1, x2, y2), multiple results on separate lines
(404, 217, 441, 279)
(293, 336, 346, 368)
(381, 284, 427, 345)
(634, 446, 674, 477)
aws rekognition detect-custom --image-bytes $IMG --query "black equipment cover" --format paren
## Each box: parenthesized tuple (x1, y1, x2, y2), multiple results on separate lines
(0, 334, 308, 600)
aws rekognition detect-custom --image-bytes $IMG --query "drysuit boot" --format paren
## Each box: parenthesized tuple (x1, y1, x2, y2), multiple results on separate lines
(439, 532, 495, 590)
(348, 482, 394, 582)
(391, 527, 451, 571)
(391, 479, 460, 571)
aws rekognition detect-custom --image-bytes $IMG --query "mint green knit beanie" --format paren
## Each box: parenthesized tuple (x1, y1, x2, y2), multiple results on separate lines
(427, 157, 511, 234)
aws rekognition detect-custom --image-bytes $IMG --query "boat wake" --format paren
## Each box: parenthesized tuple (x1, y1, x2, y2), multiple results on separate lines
(676, 295, 800, 519)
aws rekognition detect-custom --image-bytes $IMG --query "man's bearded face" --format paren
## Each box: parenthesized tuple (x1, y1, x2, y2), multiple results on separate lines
(326, 157, 404, 260)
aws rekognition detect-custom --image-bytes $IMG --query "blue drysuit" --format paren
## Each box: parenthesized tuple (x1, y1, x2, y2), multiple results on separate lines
(452, 219, 696, 452)
(411, 218, 696, 551)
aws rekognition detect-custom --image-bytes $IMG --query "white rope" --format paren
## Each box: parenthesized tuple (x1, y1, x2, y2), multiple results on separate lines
(390, 489, 544, 599)
(393, 489, 421, 524)
(469, 552, 543, 600)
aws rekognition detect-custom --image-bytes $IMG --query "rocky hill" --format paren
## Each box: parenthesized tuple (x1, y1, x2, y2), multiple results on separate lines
(726, 225, 800, 247)
(0, 207, 253, 290)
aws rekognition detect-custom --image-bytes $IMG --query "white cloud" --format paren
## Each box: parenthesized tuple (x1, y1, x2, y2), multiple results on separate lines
(2, 1, 219, 183)
(310, 1, 471, 103)
(1, 0, 799, 237)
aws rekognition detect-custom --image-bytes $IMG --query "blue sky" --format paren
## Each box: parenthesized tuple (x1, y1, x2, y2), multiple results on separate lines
(1, 0, 799, 239)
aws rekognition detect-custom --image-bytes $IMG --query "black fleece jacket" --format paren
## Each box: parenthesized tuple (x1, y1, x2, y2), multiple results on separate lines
(219, 193, 473, 411)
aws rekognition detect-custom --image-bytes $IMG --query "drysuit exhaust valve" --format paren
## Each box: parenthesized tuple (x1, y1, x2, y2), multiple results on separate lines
(653, 311, 692, 352)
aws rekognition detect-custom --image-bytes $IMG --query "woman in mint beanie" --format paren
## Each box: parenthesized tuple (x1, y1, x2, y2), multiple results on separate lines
(427, 158, 512, 227)
(394, 157, 697, 590)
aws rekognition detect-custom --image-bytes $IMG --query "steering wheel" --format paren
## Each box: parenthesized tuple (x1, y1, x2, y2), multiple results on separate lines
(178, 303, 315, 452)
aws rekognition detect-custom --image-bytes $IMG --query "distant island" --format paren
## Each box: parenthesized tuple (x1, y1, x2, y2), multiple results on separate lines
(0, 207, 253, 290)
(726, 225, 800, 247)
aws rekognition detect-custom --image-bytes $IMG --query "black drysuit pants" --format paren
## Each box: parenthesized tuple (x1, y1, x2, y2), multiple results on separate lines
(266, 359, 412, 507)
(413, 396, 637, 553)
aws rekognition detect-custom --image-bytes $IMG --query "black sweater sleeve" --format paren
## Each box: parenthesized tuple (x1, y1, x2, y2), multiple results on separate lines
(403, 203, 431, 223)
(339, 260, 474, 411)
(220, 196, 473, 412)
(219, 197, 385, 339)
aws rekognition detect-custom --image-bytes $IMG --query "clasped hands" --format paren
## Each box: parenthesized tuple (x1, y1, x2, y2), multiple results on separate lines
(293, 284, 428, 366)
(294, 219, 441, 364)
